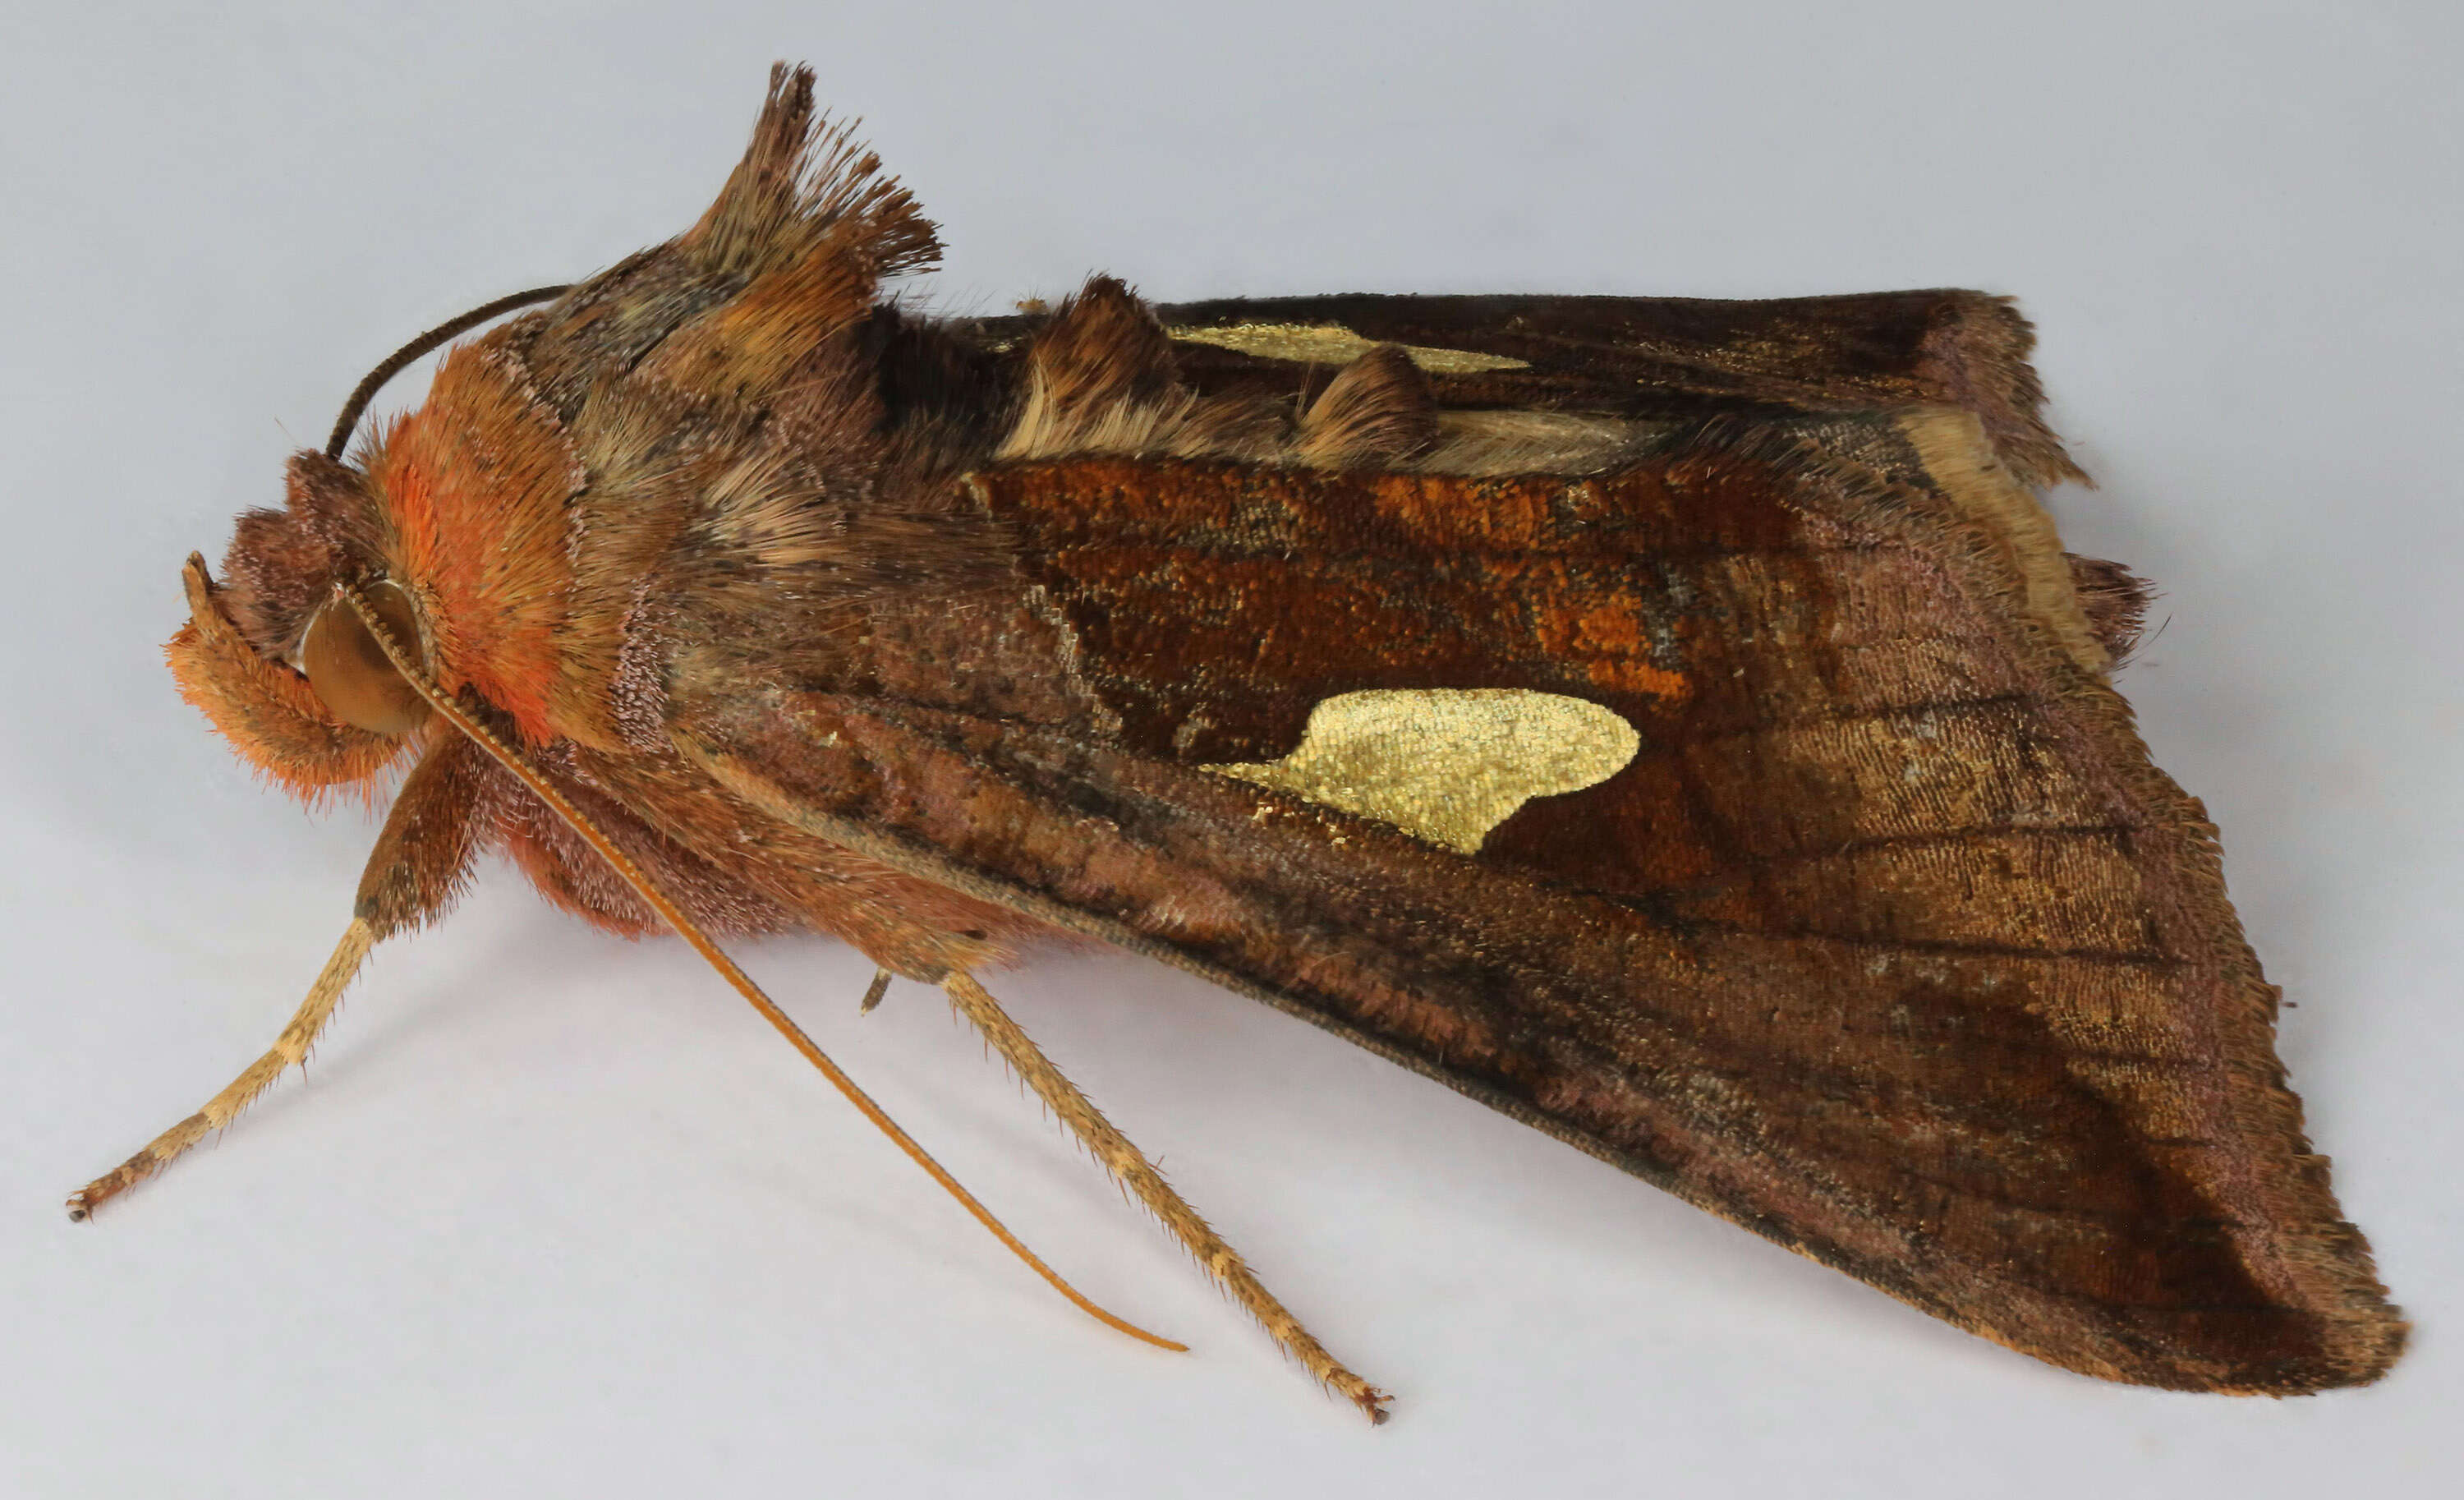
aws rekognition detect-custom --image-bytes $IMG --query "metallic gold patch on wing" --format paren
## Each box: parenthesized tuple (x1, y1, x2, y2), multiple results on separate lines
(1167, 323, 1532, 375)
(1202, 689, 1639, 854)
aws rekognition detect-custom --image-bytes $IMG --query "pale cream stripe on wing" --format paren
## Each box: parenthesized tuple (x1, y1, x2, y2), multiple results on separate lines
(1167, 323, 1532, 375)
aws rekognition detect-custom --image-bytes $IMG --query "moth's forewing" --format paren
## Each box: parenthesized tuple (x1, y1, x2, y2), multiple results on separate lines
(658, 413, 2402, 1395)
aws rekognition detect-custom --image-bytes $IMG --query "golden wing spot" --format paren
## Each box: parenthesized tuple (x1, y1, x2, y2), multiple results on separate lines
(1202, 689, 1639, 854)
(1167, 323, 1532, 375)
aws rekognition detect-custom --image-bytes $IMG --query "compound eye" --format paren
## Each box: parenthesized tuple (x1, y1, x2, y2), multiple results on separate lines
(301, 582, 430, 736)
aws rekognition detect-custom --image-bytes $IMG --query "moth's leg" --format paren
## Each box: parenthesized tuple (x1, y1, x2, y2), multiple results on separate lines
(859, 969, 893, 1014)
(66, 920, 375, 1218)
(943, 973, 1391, 1423)
(67, 734, 491, 1220)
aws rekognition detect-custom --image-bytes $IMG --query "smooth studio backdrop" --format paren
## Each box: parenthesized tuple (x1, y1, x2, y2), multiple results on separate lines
(3, 4, 2456, 1497)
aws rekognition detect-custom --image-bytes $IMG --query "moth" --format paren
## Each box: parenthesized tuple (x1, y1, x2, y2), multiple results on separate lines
(73, 64, 2404, 1419)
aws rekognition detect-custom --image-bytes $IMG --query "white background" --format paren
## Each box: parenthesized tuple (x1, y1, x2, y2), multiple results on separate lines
(3, 4, 2456, 1496)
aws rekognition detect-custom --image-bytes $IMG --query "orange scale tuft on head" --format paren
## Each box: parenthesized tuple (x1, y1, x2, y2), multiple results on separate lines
(366, 335, 583, 746)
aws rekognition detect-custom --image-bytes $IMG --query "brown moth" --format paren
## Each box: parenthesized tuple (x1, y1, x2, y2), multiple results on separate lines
(71, 63, 2405, 1419)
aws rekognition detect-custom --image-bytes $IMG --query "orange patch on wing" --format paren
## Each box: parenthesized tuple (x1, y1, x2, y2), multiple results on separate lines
(1535, 596, 1693, 701)
(370, 335, 581, 744)
(1588, 656, 1690, 699)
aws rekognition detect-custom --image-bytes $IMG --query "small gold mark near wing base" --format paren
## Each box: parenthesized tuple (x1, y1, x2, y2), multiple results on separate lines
(1204, 689, 1639, 854)
(1168, 322, 1532, 375)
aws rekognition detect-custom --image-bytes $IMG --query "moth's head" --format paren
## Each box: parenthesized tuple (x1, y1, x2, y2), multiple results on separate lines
(168, 450, 431, 801)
